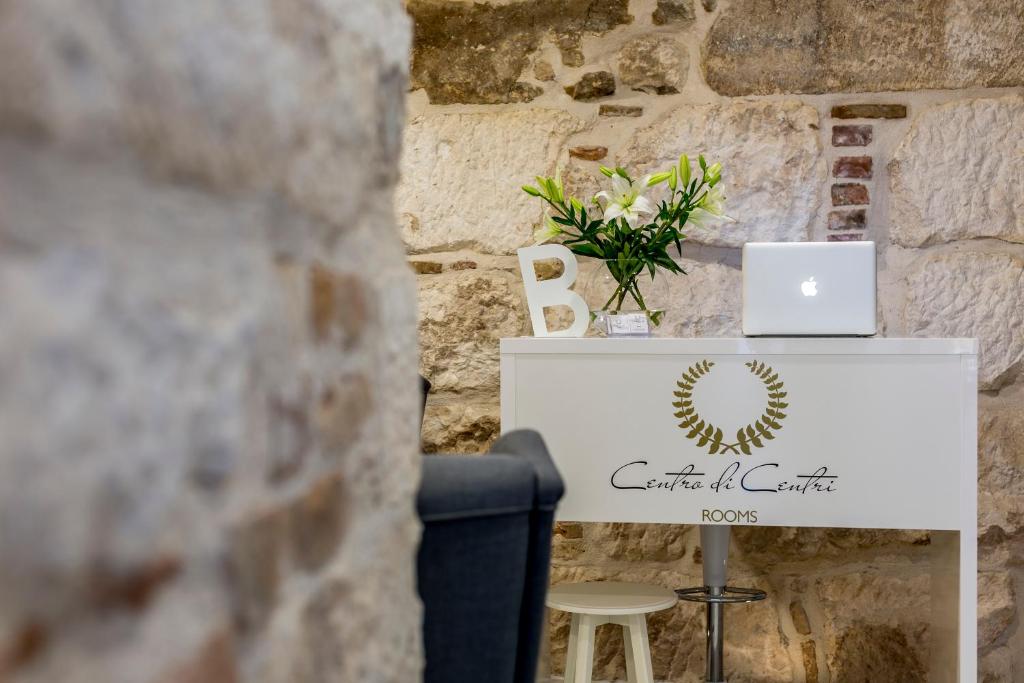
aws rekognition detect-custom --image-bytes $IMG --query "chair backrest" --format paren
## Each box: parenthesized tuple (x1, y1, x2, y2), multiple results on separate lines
(416, 429, 564, 683)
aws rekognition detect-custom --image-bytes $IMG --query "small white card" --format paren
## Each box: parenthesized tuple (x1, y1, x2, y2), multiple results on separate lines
(607, 313, 650, 336)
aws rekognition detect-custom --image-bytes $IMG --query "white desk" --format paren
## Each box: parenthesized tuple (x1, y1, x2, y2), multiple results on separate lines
(500, 337, 977, 682)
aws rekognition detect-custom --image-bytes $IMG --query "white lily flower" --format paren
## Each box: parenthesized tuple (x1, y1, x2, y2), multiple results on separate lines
(594, 172, 655, 228)
(533, 215, 563, 245)
(687, 206, 735, 231)
(698, 185, 728, 216)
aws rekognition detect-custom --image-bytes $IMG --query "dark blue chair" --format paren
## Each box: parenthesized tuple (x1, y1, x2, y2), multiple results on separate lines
(417, 429, 564, 683)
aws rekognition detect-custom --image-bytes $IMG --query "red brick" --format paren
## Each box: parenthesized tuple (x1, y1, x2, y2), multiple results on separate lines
(827, 233, 866, 242)
(801, 640, 820, 683)
(831, 104, 907, 119)
(832, 125, 872, 146)
(569, 146, 608, 161)
(831, 183, 869, 206)
(288, 472, 345, 572)
(554, 522, 584, 539)
(409, 260, 442, 275)
(832, 156, 872, 179)
(90, 555, 182, 610)
(599, 104, 643, 117)
(828, 209, 866, 231)
(831, 103, 905, 119)
(157, 630, 238, 683)
(0, 621, 48, 676)
(310, 264, 368, 346)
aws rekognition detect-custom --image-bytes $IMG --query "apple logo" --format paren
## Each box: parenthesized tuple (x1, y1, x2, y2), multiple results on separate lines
(801, 277, 818, 297)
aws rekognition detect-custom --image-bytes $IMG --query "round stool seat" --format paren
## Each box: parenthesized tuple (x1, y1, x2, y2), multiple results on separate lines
(547, 581, 678, 616)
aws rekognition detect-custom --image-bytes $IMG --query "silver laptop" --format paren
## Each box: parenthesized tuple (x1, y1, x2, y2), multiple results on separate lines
(742, 242, 877, 336)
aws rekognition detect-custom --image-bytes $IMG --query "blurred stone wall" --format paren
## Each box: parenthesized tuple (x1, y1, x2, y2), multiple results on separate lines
(399, 0, 1024, 680)
(0, 1, 421, 682)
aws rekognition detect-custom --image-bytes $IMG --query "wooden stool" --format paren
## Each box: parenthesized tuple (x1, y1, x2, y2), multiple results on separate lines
(547, 581, 677, 683)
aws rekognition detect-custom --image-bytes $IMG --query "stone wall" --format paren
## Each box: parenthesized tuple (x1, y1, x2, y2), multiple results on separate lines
(0, 1, 421, 682)
(401, 0, 1024, 680)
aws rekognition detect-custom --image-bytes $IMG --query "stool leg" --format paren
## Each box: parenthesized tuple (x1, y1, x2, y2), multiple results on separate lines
(570, 614, 596, 683)
(625, 614, 654, 683)
(622, 621, 637, 683)
(564, 613, 580, 682)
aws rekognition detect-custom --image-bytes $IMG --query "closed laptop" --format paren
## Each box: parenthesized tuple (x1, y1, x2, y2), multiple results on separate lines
(742, 242, 877, 336)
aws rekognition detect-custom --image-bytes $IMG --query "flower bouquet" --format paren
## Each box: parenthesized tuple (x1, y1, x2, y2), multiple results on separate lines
(522, 154, 731, 335)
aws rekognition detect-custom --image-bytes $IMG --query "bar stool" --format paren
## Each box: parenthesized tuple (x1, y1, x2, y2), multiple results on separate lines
(547, 581, 677, 683)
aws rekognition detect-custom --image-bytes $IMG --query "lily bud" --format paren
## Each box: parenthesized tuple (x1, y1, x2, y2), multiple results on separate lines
(599, 165, 615, 178)
(668, 166, 677, 190)
(534, 176, 550, 198)
(569, 197, 583, 212)
(544, 177, 560, 202)
(706, 162, 721, 179)
(679, 155, 691, 189)
(647, 171, 672, 186)
(522, 185, 542, 197)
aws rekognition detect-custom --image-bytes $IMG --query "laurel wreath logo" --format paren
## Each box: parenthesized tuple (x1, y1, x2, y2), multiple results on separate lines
(671, 359, 788, 455)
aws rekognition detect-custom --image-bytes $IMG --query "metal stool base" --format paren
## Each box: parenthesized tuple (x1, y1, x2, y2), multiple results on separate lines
(676, 586, 767, 683)
(675, 585, 767, 604)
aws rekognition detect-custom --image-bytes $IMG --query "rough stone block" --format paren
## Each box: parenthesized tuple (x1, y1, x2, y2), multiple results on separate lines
(617, 36, 687, 95)
(978, 571, 1016, 648)
(553, 30, 585, 68)
(620, 101, 825, 246)
(566, 71, 616, 101)
(588, 523, 689, 562)
(399, 110, 587, 254)
(533, 58, 556, 82)
(652, 0, 696, 25)
(900, 250, 1024, 389)
(890, 95, 1024, 246)
(407, 0, 631, 103)
(421, 398, 501, 453)
(978, 391, 1024, 542)
(814, 573, 930, 682)
(703, 0, 1024, 95)
(417, 269, 528, 394)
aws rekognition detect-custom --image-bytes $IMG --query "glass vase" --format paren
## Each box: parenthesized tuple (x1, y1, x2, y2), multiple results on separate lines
(582, 259, 670, 337)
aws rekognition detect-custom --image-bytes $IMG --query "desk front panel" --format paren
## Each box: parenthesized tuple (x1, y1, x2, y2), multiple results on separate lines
(502, 351, 969, 529)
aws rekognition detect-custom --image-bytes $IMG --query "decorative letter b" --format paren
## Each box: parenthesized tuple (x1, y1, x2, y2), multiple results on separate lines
(516, 245, 589, 337)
